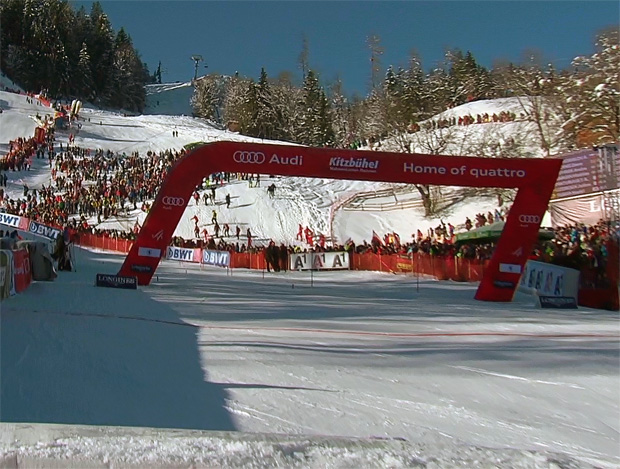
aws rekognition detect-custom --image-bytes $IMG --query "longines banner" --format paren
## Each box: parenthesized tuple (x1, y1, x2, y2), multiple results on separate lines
(117, 141, 562, 304)
(290, 251, 350, 271)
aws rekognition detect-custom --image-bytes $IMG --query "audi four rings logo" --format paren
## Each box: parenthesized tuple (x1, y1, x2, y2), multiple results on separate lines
(162, 196, 185, 206)
(518, 215, 540, 223)
(233, 151, 266, 164)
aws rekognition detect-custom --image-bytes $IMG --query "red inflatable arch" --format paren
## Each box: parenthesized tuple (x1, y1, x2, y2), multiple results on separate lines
(118, 141, 562, 302)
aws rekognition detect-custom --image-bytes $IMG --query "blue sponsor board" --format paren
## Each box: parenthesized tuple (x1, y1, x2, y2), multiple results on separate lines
(0, 213, 21, 228)
(29, 221, 61, 240)
(95, 273, 138, 290)
(202, 249, 230, 267)
(167, 246, 195, 262)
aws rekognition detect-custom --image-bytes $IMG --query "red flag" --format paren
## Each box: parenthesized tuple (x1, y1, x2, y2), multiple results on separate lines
(372, 230, 384, 246)
(393, 232, 401, 249)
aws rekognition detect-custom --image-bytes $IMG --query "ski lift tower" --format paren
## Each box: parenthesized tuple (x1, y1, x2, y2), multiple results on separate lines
(191, 55, 203, 82)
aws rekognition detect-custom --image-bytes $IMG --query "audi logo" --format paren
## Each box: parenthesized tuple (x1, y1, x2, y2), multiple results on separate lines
(518, 214, 541, 224)
(233, 151, 265, 164)
(162, 196, 185, 206)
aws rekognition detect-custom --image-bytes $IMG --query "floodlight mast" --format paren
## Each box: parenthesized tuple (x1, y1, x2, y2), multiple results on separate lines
(191, 55, 203, 81)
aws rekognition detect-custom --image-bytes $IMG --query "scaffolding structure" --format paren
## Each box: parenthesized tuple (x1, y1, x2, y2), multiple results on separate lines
(597, 143, 620, 230)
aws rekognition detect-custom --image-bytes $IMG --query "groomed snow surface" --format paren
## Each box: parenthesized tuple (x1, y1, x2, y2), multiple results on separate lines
(0, 247, 618, 468)
(0, 86, 618, 467)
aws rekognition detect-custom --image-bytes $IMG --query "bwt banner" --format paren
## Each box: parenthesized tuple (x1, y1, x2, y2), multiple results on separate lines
(290, 251, 350, 271)
(166, 245, 201, 263)
(518, 260, 579, 299)
(0, 213, 27, 230)
(202, 249, 230, 267)
(28, 220, 62, 240)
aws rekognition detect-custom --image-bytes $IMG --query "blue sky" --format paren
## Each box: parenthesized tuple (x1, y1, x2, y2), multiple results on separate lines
(71, 1, 618, 96)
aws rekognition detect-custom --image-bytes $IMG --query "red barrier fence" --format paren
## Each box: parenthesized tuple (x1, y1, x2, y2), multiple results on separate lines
(73, 233, 618, 310)
(72, 234, 487, 281)
(73, 232, 134, 254)
(351, 252, 487, 282)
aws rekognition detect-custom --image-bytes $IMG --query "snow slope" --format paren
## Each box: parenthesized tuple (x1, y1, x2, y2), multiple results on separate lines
(0, 85, 617, 468)
(0, 247, 618, 468)
(0, 88, 513, 247)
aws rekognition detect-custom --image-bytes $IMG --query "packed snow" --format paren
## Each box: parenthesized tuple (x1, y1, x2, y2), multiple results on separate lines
(0, 85, 618, 468)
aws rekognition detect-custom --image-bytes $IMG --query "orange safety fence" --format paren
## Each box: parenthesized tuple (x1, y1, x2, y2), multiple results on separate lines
(73, 232, 134, 254)
(351, 251, 488, 282)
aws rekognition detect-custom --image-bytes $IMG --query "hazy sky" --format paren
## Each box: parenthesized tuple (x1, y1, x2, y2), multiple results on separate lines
(70, 1, 618, 96)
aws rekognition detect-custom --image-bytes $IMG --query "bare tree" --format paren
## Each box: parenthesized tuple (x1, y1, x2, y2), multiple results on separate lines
(367, 34, 384, 92)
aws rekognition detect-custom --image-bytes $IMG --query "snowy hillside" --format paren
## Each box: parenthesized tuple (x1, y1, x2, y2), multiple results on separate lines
(0, 86, 515, 246)
(0, 85, 618, 468)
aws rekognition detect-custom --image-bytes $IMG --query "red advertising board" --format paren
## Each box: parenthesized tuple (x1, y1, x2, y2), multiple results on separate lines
(13, 248, 31, 293)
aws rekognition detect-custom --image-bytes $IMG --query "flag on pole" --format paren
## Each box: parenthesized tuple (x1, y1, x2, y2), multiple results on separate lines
(372, 230, 384, 246)
(393, 232, 401, 249)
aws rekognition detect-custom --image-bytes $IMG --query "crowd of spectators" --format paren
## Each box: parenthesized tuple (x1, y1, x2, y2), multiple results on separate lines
(1, 137, 187, 230)
(408, 110, 521, 133)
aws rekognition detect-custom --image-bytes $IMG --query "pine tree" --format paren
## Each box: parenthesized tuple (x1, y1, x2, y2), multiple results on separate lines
(400, 53, 430, 124)
(297, 69, 334, 146)
(253, 68, 278, 139)
(75, 42, 94, 99)
(87, 2, 115, 102)
(107, 28, 146, 112)
(329, 79, 352, 148)
(270, 72, 303, 142)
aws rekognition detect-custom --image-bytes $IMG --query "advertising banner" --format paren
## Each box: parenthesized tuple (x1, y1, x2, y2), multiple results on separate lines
(118, 141, 561, 303)
(538, 296, 578, 309)
(166, 245, 201, 263)
(549, 192, 615, 228)
(290, 251, 350, 271)
(202, 249, 230, 267)
(95, 273, 138, 290)
(0, 213, 25, 230)
(518, 260, 580, 300)
(28, 220, 62, 240)
(12, 248, 31, 293)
